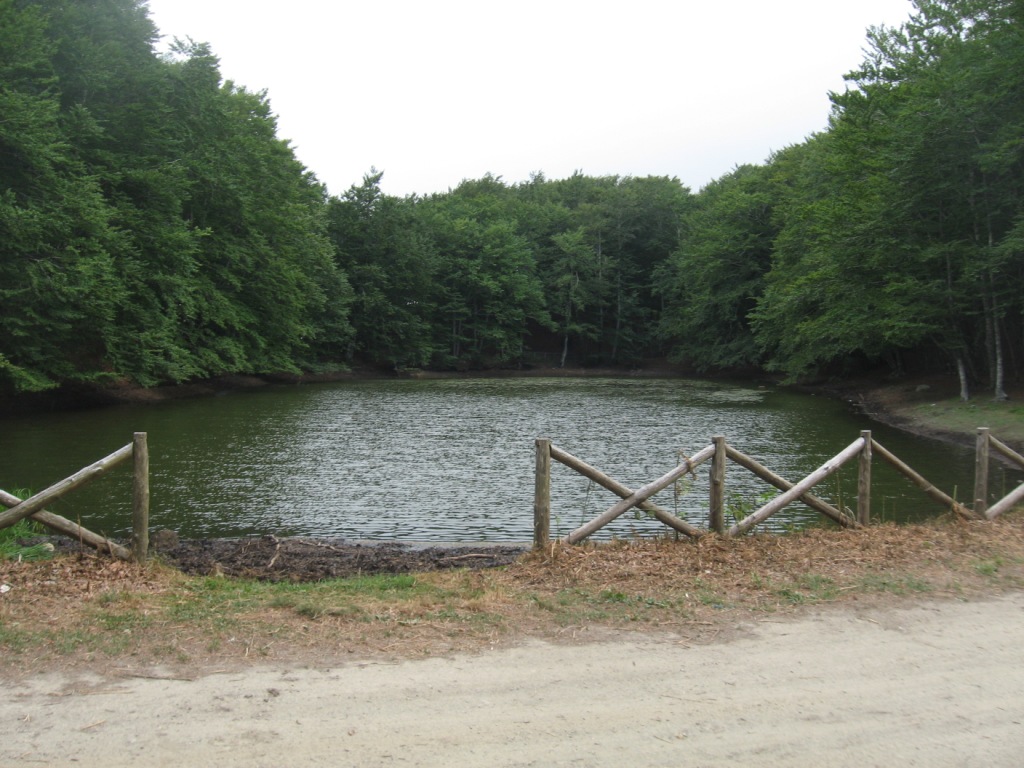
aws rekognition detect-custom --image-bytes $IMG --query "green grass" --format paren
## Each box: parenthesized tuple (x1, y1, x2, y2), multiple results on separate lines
(857, 573, 934, 596)
(526, 587, 681, 625)
(0, 569, 504, 663)
(0, 519, 54, 562)
(971, 556, 1024, 586)
(974, 557, 1003, 577)
(908, 396, 1024, 446)
(773, 574, 841, 605)
(167, 572, 448, 626)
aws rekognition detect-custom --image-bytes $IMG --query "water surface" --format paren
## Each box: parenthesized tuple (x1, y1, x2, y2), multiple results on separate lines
(1, 378, 1017, 541)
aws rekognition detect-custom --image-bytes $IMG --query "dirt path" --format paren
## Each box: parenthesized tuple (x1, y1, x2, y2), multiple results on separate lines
(4, 592, 1023, 767)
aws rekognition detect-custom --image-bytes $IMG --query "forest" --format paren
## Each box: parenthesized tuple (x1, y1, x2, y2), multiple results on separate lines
(1, 0, 1021, 400)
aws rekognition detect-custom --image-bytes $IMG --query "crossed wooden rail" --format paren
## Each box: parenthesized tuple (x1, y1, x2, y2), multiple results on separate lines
(534, 427, 1020, 548)
(0, 433, 150, 562)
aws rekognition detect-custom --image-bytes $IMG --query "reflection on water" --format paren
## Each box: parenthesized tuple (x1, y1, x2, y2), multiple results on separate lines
(1, 378, 1019, 541)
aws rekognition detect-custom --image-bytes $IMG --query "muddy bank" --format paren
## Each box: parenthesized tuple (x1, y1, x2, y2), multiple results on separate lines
(154, 535, 528, 582)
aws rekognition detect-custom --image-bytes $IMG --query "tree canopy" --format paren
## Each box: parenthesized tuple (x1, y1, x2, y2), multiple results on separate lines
(2, 0, 1021, 398)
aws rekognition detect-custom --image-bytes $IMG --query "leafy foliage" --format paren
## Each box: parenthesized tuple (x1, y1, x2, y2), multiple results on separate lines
(2, 0, 1021, 396)
(0, 0, 353, 393)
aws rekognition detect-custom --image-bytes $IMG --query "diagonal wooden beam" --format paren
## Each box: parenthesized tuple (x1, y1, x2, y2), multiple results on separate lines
(725, 446, 858, 529)
(551, 444, 703, 540)
(728, 438, 865, 536)
(0, 487, 131, 560)
(564, 444, 716, 544)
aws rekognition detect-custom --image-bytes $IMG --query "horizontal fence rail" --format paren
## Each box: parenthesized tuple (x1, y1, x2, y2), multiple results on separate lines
(535, 427, 1021, 547)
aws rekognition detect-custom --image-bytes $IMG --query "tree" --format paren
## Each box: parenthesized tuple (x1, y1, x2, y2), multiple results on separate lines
(657, 163, 776, 371)
(752, 0, 1024, 389)
(328, 171, 437, 369)
(0, 0, 123, 392)
(547, 227, 600, 367)
(422, 177, 550, 367)
(1, 1, 354, 391)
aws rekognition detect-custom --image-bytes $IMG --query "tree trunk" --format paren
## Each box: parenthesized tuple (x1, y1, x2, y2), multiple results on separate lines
(611, 274, 622, 362)
(993, 324, 1008, 401)
(991, 290, 1008, 401)
(451, 316, 461, 358)
(560, 284, 574, 368)
(957, 354, 970, 402)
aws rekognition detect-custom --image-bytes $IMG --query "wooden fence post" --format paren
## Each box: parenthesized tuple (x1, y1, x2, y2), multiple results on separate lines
(534, 438, 551, 549)
(709, 435, 726, 534)
(974, 427, 990, 518)
(132, 432, 150, 563)
(858, 430, 872, 526)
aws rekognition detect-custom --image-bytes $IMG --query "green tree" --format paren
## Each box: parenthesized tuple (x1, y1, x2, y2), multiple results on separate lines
(328, 171, 437, 370)
(753, 0, 1024, 390)
(423, 176, 550, 367)
(548, 227, 600, 367)
(2, 1, 353, 392)
(0, 0, 123, 392)
(657, 164, 774, 371)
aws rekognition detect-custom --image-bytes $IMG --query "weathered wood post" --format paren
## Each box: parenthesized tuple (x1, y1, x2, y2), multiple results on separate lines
(974, 427, 990, 517)
(858, 430, 872, 526)
(709, 435, 726, 534)
(534, 438, 551, 549)
(132, 432, 150, 563)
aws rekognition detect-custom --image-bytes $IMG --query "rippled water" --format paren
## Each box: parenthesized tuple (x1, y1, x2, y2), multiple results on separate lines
(1, 377, 1018, 541)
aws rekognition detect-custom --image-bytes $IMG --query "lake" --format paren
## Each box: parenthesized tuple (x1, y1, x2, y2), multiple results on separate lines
(1, 377, 1017, 542)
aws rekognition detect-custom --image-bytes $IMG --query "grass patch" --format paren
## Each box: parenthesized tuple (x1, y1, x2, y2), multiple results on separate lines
(857, 573, 934, 596)
(974, 557, 1003, 577)
(689, 578, 729, 609)
(0, 519, 54, 562)
(525, 587, 676, 625)
(773, 574, 842, 605)
(908, 397, 1024, 446)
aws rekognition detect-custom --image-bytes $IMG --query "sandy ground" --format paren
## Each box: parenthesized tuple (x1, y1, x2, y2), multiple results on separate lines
(2, 593, 1023, 767)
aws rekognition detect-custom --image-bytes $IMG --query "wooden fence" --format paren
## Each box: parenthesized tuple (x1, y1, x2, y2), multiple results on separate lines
(4, 426, 1021, 560)
(534, 427, 1024, 548)
(0, 433, 150, 562)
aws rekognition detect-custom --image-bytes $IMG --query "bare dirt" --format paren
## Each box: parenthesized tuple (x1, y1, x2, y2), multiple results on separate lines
(3, 525, 1024, 767)
(4, 592, 1024, 767)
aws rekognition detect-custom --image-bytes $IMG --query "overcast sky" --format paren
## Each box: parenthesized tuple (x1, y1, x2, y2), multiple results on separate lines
(144, 0, 915, 198)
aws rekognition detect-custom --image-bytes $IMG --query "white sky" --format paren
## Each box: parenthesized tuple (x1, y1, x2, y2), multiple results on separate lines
(144, 0, 915, 198)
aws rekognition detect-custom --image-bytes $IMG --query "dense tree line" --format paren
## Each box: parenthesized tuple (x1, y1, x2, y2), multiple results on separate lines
(2, 0, 1021, 399)
(660, 0, 1024, 398)
(1, 0, 353, 393)
(326, 170, 692, 371)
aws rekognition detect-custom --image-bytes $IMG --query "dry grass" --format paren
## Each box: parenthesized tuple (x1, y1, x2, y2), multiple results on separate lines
(2, 512, 1024, 681)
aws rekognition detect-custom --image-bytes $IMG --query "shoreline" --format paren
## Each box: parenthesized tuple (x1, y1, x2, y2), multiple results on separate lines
(3, 363, 1018, 456)
(813, 374, 1024, 454)
(0, 363, 704, 414)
